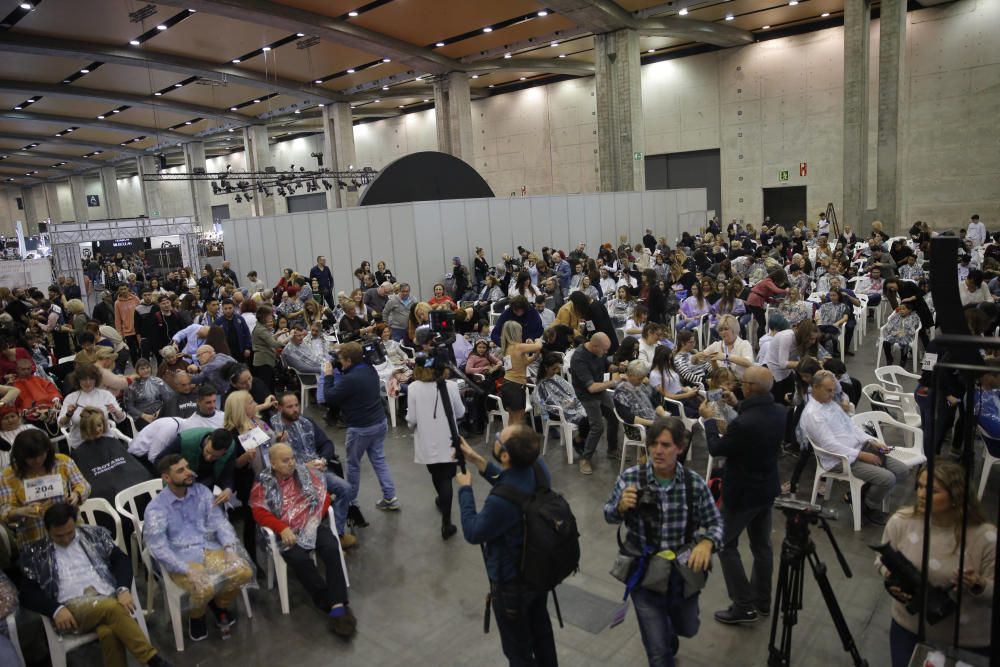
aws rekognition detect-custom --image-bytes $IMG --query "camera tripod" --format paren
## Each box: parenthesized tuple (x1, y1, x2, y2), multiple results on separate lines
(767, 508, 868, 667)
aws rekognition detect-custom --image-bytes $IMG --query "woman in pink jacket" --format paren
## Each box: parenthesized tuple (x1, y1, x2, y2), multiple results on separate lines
(746, 269, 788, 335)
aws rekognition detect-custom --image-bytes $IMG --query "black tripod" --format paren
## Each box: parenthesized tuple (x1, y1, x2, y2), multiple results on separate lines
(767, 506, 868, 667)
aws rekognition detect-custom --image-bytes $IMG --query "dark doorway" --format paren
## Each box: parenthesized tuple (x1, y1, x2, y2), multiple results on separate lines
(645, 149, 721, 218)
(211, 204, 230, 222)
(763, 186, 807, 230)
(286, 193, 328, 213)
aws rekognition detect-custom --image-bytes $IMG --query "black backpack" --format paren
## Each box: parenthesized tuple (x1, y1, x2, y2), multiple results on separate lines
(490, 462, 580, 592)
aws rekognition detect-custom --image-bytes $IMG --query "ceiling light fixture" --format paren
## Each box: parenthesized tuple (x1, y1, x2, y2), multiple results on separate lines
(154, 92, 162, 96)
(520, 77, 526, 81)
(129, 39, 140, 45)
(174, 83, 182, 87)
(187, 8, 196, 12)
(27, 98, 35, 103)
(382, 58, 391, 62)
(184, 121, 192, 125)
(482, 27, 492, 33)
(97, 115, 105, 119)
(318, 103, 325, 107)
(314, 79, 322, 84)
(156, 24, 167, 30)
(112, 109, 120, 113)
(374, 99, 380, 103)
(347, 68, 355, 73)
(252, 99, 260, 103)
(551, 41, 559, 47)
(262, 46, 271, 52)
(13, 106, 21, 110)
(232, 59, 241, 64)
(821, 12, 830, 16)
(398, 105, 404, 108)
(558, 54, 566, 58)
(382, 85, 389, 90)
(435, 42, 445, 47)
(423, 99, 429, 102)
(647, 48, 655, 53)
(348, 10, 358, 16)
(504, 52, 512, 59)
(788, 0, 797, 5)
(80, 68, 90, 73)
(679, 7, 688, 15)
(472, 74, 479, 79)
(762, 24, 770, 29)
(537, 10, 548, 17)
(294, 109, 301, 114)
(19, 3, 31, 9)
(725, 14, 734, 20)
(296, 32, 305, 37)
(228, 128, 234, 132)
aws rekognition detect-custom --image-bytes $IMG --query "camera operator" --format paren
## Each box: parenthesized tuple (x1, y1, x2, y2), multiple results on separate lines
(699, 365, 784, 624)
(322, 342, 399, 512)
(603, 417, 723, 667)
(405, 361, 464, 540)
(454, 425, 557, 667)
(875, 460, 994, 667)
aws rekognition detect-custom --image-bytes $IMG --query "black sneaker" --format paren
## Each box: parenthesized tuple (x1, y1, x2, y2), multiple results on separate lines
(147, 654, 174, 667)
(188, 616, 208, 642)
(754, 603, 771, 617)
(714, 606, 759, 625)
(441, 523, 457, 540)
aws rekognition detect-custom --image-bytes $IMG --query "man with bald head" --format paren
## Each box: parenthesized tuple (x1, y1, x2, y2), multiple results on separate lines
(700, 365, 786, 625)
(188, 345, 237, 396)
(171, 323, 211, 359)
(570, 331, 621, 475)
(249, 443, 356, 637)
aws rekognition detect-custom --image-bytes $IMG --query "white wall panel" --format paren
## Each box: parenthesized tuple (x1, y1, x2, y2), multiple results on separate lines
(440, 201, 469, 275)
(346, 208, 373, 286)
(600, 195, 616, 248)
(365, 207, 393, 282)
(327, 209, 353, 293)
(488, 199, 513, 264)
(582, 194, 602, 252)
(464, 200, 490, 264)
(548, 196, 570, 255)
(627, 193, 645, 244)
(563, 196, 585, 254)
(509, 199, 532, 259)
(274, 216, 297, 282)
(389, 205, 418, 291)
(290, 214, 314, 275)
(413, 202, 445, 296)
(245, 217, 267, 286)
(529, 197, 552, 252)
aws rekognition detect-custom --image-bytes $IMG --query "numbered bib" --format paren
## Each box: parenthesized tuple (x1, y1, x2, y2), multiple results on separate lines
(921, 352, 938, 372)
(24, 474, 63, 503)
(584, 320, 596, 333)
(239, 427, 270, 452)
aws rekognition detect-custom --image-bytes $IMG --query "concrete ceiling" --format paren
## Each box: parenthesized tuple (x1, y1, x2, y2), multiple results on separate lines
(2, 0, 854, 186)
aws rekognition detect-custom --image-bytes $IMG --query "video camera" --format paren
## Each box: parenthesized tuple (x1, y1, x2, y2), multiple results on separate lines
(328, 336, 387, 368)
(870, 543, 957, 625)
(414, 310, 457, 372)
(773, 497, 839, 521)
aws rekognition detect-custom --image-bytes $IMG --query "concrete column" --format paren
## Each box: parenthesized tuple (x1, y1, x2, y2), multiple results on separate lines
(433, 72, 473, 164)
(43, 182, 62, 223)
(99, 166, 123, 219)
(594, 29, 646, 193)
(136, 156, 164, 218)
(322, 103, 359, 208)
(68, 174, 88, 222)
(20, 187, 38, 232)
(842, 0, 871, 229)
(242, 125, 281, 217)
(183, 141, 213, 230)
(873, 0, 907, 234)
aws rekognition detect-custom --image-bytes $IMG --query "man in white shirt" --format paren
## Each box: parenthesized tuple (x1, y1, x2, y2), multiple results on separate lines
(967, 214, 987, 247)
(798, 371, 908, 525)
(817, 212, 830, 237)
(534, 295, 555, 329)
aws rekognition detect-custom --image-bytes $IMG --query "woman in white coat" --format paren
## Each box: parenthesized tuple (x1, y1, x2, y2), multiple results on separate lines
(405, 363, 465, 540)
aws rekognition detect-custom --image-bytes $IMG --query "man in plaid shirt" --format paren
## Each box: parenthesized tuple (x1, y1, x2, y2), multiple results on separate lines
(604, 417, 723, 667)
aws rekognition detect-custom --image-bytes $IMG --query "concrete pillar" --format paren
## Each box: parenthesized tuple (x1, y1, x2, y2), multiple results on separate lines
(183, 141, 213, 230)
(322, 103, 359, 208)
(69, 174, 88, 222)
(842, 0, 871, 230)
(594, 29, 646, 193)
(242, 125, 281, 217)
(20, 187, 38, 232)
(43, 182, 62, 223)
(136, 156, 164, 218)
(99, 166, 123, 219)
(873, 0, 907, 234)
(433, 72, 474, 164)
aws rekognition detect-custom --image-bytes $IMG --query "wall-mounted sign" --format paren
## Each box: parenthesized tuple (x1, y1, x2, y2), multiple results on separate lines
(86, 194, 100, 207)
(634, 151, 643, 161)
(779, 170, 789, 182)
(799, 162, 807, 177)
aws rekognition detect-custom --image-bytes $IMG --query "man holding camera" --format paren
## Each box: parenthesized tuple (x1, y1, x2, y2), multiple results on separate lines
(700, 365, 784, 624)
(323, 342, 399, 512)
(455, 426, 558, 667)
(604, 417, 723, 666)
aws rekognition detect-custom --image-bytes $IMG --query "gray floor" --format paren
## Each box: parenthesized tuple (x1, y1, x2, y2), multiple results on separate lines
(40, 329, 1000, 666)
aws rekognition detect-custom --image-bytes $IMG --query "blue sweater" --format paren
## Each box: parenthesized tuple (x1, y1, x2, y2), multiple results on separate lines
(459, 459, 551, 583)
(322, 363, 386, 428)
(489, 307, 544, 347)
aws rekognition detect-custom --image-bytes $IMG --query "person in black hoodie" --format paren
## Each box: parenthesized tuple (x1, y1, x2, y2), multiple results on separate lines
(71, 407, 151, 503)
(701, 365, 785, 624)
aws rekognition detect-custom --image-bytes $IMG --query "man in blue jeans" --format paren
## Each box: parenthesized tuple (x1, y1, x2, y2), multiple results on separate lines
(270, 393, 356, 548)
(323, 342, 399, 512)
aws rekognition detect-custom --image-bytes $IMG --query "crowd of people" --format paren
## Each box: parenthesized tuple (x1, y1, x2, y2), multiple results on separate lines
(0, 215, 995, 667)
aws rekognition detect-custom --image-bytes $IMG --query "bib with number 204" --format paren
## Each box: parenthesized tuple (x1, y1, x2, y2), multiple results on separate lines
(23, 474, 64, 503)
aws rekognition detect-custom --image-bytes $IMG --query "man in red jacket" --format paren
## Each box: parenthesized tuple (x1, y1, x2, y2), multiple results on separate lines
(250, 443, 356, 637)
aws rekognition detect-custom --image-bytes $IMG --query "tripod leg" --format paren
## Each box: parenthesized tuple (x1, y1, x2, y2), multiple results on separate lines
(768, 544, 805, 667)
(806, 551, 869, 667)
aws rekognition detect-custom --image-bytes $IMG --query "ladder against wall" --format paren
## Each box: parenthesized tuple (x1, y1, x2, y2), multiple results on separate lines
(826, 202, 841, 240)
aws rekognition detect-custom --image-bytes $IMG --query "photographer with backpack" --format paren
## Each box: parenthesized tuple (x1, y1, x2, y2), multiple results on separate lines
(604, 417, 723, 667)
(456, 424, 579, 667)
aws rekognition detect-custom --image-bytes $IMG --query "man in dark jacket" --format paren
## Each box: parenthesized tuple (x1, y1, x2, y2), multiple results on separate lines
(701, 365, 785, 624)
(322, 342, 398, 513)
(17, 503, 171, 666)
(643, 229, 657, 252)
(309, 255, 335, 309)
(219, 299, 252, 360)
(489, 295, 544, 347)
(456, 426, 556, 667)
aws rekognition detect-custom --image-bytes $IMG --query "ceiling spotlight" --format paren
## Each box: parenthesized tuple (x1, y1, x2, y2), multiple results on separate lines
(483, 27, 492, 33)
(558, 54, 566, 58)
(129, 39, 140, 45)
(314, 79, 322, 84)
(788, 0, 797, 4)
(374, 99, 380, 103)
(398, 105, 404, 108)
(380, 85, 388, 90)
(80, 68, 90, 73)
(725, 14, 734, 20)
(551, 41, 558, 47)
(97, 115, 105, 119)
(504, 52, 511, 59)
(647, 49, 655, 53)
(296, 32, 305, 37)
(154, 92, 162, 96)
(112, 109, 120, 113)
(156, 24, 167, 30)
(294, 109, 301, 114)
(348, 10, 358, 16)
(435, 42, 445, 48)
(27, 98, 35, 102)
(19, 3, 31, 9)
(679, 7, 688, 15)
(762, 24, 770, 29)
(187, 8, 195, 12)
(471, 74, 479, 79)
(174, 83, 182, 87)
(519, 77, 526, 81)
(423, 99, 429, 102)
(262, 46, 271, 52)
(66, 128, 73, 132)
(228, 128, 234, 132)
(382, 58, 391, 62)
(317, 103, 325, 107)
(184, 121, 192, 125)
(232, 59, 241, 64)
(347, 68, 355, 73)
(55, 133, 62, 137)
(537, 10, 548, 16)
(252, 99, 260, 103)
(821, 12, 830, 16)
(230, 106, 237, 111)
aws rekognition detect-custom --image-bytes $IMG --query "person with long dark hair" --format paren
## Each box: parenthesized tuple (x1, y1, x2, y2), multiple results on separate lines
(746, 269, 788, 334)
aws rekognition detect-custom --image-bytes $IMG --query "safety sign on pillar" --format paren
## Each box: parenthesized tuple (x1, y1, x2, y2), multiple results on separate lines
(799, 162, 808, 177)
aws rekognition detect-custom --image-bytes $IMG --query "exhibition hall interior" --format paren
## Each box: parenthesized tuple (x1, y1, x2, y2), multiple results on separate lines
(0, 0, 997, 666)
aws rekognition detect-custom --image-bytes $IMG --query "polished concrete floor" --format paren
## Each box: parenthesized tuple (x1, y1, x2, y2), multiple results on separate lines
(16, 328, 999, 667)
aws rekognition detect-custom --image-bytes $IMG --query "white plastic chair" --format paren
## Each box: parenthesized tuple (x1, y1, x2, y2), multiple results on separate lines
(875, 322, 921, 373)
(808, 438, 865, 532)
(613, 407, 646, 474)
(874, 365, 921, 393)
(79, 497, 127, 551)
(57, 354, 76, 365)
(262, 507, 348, 615)
(483, 387, 531, 445)
(381, 377, 398, 428)
(851, 411, 927, 469)
(976, 426, 1000, 501)
(539, 404, 577, 465)
(114, 479, 164, 606)
(698, 416, 714, 479)
(861, 383, 921, 429)
(4, 614, 25, 667)
(288, 367, 318, 410)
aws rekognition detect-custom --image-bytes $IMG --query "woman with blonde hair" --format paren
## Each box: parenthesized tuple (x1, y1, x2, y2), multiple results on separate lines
(71, 407, 148, 502)
(498, 320, 542, 425)
(876, 460, 994, 667)
(225, 389, 280, 555)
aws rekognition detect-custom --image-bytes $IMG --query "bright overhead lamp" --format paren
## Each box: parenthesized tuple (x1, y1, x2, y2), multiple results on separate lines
(294, 109, 301, 114)
(558, 54, 566, 58)
(129, 39, 140, 46)
(788, 0, 797, 4)
(154, 92, 162, 96)
(314, 79, 323, 84)
(679, 7, 688, 15)
(382, 85, 389, 90)
(156, 24, 167, 30)
(537, 10, 548, 17)
(187, 8, 196, 12)
(423, 99, 429, 102)
(230, 106, 237, 111)
(551, 41, 558, 47)
(232, 59, 241, 64)
(435, 42, 445, 47)
(348, 10, 358, 16)
(296, 33, 305, 37)
(821, 12, 830, 17)
(80, 68, 90, 73)
(318, 103, 325, 107)
(112, 109, 120, 113)
(519, 77, 526, 81)
(647, 48, 655, 53)
(173, 83, 182, 87)
(97, 115, 105, 119)
(252, 99, 260, 103)
(725, 14, 734, 20)
(398, 105, 404, 108)
(504, 52, 512, 59)
(374, 99, 380, 103)
(184, 121, 192, 125)
(347, 68, 355, 73)
(14, 106, 22, 110)
(228, 128, 234, 132)
(471, 74, 479, 79)
(382, 58, 391, 62)
(19, 3, 31, 9)
(482, 27, 492, 33)
(762, 24, 770, 29)
(262, 46, 271, 52)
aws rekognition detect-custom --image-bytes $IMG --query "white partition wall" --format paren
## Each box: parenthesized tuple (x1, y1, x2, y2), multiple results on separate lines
(222, 189, 707, 299)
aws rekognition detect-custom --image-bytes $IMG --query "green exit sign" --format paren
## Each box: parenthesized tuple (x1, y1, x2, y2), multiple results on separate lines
(779, 170, 789, 182)
(634, 151, 643, 161)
